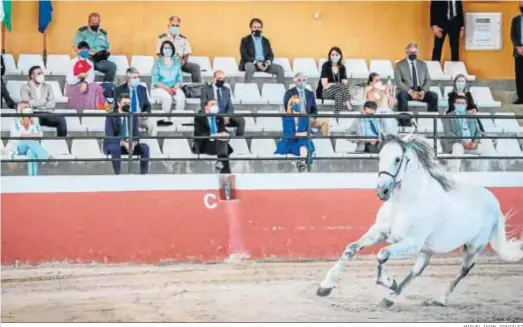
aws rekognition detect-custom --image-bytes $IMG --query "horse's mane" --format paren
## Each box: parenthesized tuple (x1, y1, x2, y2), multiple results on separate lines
(380, 134, 455, 192)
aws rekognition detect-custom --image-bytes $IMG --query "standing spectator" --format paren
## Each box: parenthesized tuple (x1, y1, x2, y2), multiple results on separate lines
(66, 41, 107, 110)
(316, 47, 352, 112)
(103, 94, 150, 175)
(511, 3, 523, 104)
(347, 101, 381, 153)
(192, 99, 233, 174)
(114, 67, 156, 136)
(365, 73, 398, 135)
(72, 12, 117, 82)
(1, 55, 16, 109)
(275, 95, 315, 172)
(239, 18, 284, 84)
(156, 16, 201, 83)
(394, 42, 438, 126)
(200, 70, 245, 137)
(284, 72, 330, 136)
(442, 95, 487, 171)
(20, 66, 67, 137)
(8, 102, 54, 176)
(430, 0, 465, 62)
(150, 40, 186, 126)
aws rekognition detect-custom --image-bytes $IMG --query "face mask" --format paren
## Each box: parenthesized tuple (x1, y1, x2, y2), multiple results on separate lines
(170, 27, 180, 35)
(292, 104, 301, 113)
(79, 49, 89, 59)
(215, 80, 225, 88)
(121, 104, 130, 112)
(408, 53, 417, 61)
(210, 105, 219, 114)
(130, 78, 140, 88)
(330, 55, 340, 63)
(252, 30, 262, 37)
(455, 104, 466, 114)
(373, 81, 383, 89)
(35, 74, 45, 84)
(163, 48, 173, 57)
(90, 24, 100, 32)
(456, 81, 466, 90)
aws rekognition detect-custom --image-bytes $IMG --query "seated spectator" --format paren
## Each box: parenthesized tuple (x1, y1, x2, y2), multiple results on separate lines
(20, 66, 68, 137)
(114, 67, 156, 136)
(150, 40, 186, 126)
(239, 18, 284, 84)
(446, 74, 484, 133)
(73, 12, 117, 82)
(348, 101, 381, 153)
(103, 94, 150, 175)
(200, 70, 245, 137)
(66, 41, 107, 110)
(366, 73, 398, 135)
(192, 99, 233, 174)
(316, 47, 352, 112)
(275, 95, 315, 172)
(8, 102, 54, 176)
(284, 72, 330, 136)
(442, 95, 489, 172)
(394, 42, 438, 126)
(156, 16, 201, 83)
(1, 54, 16, 109)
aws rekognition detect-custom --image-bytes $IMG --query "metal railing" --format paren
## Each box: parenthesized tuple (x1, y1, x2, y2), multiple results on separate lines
(1, 111, 523, 174)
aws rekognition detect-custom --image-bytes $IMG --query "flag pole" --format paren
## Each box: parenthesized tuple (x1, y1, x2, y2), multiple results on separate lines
(43, 31, 47, 66)
(2, 24, 5, 54)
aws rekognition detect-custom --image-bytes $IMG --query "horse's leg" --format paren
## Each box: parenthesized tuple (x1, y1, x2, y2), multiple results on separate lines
(376, 238, 423, 297)
(379, 252, 432, 308)
(316, 225, 387, 297)
(424, 244, 485, 307)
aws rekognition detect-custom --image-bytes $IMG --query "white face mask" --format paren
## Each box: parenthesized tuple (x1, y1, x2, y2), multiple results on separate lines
(35, 74, 45, 84)
(373, 81, 384, 90)
(210, 105, 219, 114)
(130, 78, 140, 88)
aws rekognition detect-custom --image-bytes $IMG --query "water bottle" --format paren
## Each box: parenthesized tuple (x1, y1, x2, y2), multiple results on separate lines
(224, 178, 231, 200)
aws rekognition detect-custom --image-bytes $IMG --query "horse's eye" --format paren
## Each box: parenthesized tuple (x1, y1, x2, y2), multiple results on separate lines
(395, 157, 401, 164)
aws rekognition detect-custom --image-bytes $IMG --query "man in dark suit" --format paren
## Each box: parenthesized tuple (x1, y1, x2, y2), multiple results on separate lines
(394, 43, 438, 126)
(114, 67, 157, 135)
(104, 94, 150, 175)
(239, 18, 284, 84)
(1, 55, 16, 109)
(430, 0, 465, 62)
(511, 2, 523, 104)
(200, 70, 245, 137)
(192, 99, 233, 174)
(283, 73, 330, 136)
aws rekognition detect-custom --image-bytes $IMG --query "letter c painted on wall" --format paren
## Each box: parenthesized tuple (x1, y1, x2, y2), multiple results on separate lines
(204, 193, 217, 209)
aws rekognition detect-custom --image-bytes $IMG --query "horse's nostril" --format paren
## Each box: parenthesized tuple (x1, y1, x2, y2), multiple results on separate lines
(383, 188, 389, 195)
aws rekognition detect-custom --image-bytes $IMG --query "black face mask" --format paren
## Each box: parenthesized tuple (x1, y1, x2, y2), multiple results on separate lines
(121, 104, 130, 112)
(252, 30, 262, 37)
(215, 80, 225, 88)
(91, 24, 100, 32)
(408, 53, 417, 61)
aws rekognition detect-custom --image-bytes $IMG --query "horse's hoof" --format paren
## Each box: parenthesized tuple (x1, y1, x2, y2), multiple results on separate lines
(379, 297, 395, 308)
(422, 299, 447, 307)
(316, 286, 333, 297)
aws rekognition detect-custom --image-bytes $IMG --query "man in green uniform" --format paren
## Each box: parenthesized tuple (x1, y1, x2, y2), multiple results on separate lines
(73, 12, 117, 82)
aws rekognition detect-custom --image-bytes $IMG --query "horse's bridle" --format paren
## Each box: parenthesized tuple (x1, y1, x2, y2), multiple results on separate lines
(378, 147, 410, 188)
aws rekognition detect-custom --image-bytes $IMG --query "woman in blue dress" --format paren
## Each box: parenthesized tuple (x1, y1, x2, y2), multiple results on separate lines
(275, 95, 315, 172)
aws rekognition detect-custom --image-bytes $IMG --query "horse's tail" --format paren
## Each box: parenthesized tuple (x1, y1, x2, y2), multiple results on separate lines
(489, 209, 523, 262)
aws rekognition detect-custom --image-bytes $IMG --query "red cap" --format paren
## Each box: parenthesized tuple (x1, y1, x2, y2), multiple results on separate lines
(73, 60, 92, 76)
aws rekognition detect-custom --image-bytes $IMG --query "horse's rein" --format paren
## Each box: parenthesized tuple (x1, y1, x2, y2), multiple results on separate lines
(378, 149, 410, 188)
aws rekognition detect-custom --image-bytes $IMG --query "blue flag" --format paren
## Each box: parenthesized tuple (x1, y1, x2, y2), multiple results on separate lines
(38, 0, 52, 33)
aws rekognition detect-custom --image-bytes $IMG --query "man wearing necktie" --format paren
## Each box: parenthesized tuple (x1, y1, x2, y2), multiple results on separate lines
(430, 0, 465, 62)
(103, 94, 150, 175)
(114, 68, 157, 135)
(510, 2, 523, 104)
(347, 101, 381, 153)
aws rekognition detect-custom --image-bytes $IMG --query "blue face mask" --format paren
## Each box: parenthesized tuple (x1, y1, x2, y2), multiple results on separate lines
(455, 103, 466, 114)
(163, 48, 173, 57)
(79, 49, 89, 59)
(292, 104, 301, 112)
(170, 27, 180, 35)
(330, 55, 340, 63)
(456, 81, 466, 90)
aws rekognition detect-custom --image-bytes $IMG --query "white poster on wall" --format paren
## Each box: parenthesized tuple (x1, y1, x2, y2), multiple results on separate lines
(465, 12, 502, 51)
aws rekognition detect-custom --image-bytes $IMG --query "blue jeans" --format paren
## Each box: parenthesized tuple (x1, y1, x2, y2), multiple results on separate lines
(17, 141, 49, 176)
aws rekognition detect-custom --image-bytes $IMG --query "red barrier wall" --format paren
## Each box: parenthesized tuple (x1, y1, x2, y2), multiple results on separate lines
(2, 185, 523, 265)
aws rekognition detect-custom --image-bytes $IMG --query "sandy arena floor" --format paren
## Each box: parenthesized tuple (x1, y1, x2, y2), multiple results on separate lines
(1, 256, 522, 322)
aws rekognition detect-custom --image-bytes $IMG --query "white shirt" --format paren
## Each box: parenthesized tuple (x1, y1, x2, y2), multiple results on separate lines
(66, 57, 95, 85)
(34, 83, 42, 99)
(448, 0, 457, 20)
(8, 118, 43, 154)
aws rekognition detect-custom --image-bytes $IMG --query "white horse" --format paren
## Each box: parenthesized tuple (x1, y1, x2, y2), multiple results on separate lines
(316, 133, 523, 307)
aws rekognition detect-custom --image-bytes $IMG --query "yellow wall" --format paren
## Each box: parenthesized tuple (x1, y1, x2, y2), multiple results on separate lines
(2, 1, 519, 79)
